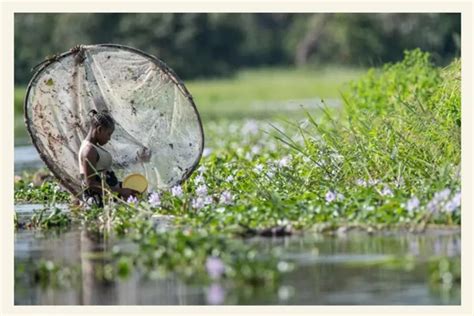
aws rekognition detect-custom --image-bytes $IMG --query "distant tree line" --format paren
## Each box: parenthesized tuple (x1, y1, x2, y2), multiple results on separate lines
(14, 13, 460, 84)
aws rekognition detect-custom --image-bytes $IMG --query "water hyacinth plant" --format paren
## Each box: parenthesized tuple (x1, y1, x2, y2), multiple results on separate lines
(404, 196, 420, 213)
(148, 192, 161, 208)
(171, 185, 183, 197)
(14, 172, 70, 204)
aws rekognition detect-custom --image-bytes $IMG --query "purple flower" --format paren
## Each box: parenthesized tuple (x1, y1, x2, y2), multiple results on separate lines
(325, 191, 336, 203)
(206, 256, 225, 279)
(204, 196, 213, 206)
(266, 169, 275, 178)
(219, 191, 233, 205)
(427, 199, 438, 213)
(445, 191, 461, 212)
(355, 179, 367, 187)
(206, 283, 226, 305)
(444, 200, 457, 213)
(171, 185, 183, 197)
(191, 197, 205, 210)
(452, 191, 461, 206)
(405, 196, 420, 213)
(381, 186, 393, 197)
(253, 164, 264, 173)
(251, 145, 261, 155)
(148, 192, 161, 207)
(277, 156, 291, 168)
(427, 188, 457, 213)
(196, 184, 208, 197)
(225, 175, 234, 182)
(433, 188, 451, 203)
(127, 195, 138, 205)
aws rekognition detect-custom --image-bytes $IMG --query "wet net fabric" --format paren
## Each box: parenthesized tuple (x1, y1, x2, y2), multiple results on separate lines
(25, 44, 204, 196)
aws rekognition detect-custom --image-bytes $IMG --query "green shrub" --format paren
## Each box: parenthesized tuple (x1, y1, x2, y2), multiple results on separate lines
(339, 49, 460, 185)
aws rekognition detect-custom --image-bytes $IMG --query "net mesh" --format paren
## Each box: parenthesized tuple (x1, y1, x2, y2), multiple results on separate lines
(25, 44, 204, 196)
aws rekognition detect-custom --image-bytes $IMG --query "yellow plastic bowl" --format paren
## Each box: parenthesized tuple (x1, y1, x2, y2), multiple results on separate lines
(122, 173, 148, 193)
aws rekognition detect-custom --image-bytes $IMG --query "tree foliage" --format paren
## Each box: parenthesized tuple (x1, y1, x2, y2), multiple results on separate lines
(15, 13, 460, 84)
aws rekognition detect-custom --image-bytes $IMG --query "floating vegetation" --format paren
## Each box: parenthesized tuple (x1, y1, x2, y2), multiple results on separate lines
(29, 207, 71, 230)
(15, 171, 70, 204)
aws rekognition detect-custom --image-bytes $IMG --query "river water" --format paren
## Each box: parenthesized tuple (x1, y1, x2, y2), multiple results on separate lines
(14, 145, 44, 174)
(14, 204, 461, 305)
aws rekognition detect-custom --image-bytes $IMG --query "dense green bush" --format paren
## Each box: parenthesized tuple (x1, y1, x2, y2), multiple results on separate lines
(291, 49, 461, 224)
(340, 49, 460, 189)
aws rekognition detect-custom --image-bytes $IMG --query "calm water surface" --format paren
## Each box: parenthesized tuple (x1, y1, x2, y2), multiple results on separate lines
(14, 205, 461, 305)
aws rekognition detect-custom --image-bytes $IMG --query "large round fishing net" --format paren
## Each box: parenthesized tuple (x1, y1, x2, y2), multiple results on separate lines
(24, 44, 204, 197)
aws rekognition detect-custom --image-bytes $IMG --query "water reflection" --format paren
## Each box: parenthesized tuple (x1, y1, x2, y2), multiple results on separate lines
(79, 231, 208, 305)
(80, 231, 119, 304)
(15, 226, 461, 305)
(206, 283, 226, 305)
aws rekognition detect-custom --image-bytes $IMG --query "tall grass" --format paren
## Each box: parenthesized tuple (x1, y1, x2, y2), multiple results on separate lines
(330, 50, 459, 189)
(276, 49, 461, 224)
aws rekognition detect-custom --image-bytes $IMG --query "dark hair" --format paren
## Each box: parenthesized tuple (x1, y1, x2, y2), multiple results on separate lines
(88, 109, 115, 130)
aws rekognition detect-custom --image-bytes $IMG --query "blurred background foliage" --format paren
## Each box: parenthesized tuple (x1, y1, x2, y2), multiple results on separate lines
(14, 13, 460, 85)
